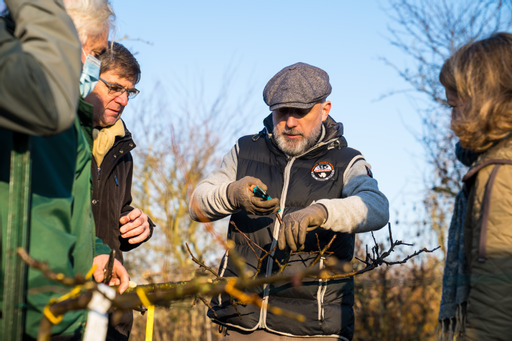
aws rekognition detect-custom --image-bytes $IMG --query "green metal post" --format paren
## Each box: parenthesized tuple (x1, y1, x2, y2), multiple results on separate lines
(2, 133, 32, 341)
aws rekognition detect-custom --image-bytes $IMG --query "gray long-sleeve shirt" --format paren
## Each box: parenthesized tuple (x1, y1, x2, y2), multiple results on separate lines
(190, 141, 389, 234)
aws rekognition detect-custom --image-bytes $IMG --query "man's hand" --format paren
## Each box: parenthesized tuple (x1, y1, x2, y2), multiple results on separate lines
(278, 204, 328, 251)
(93, 255, 129, 293)
(119, 208, 151, 244)
(227, 176, 280, 215)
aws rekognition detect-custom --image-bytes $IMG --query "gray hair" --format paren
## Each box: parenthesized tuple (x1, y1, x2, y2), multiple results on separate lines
(63, 0, 115, 45)
(99, 42, 141, 84)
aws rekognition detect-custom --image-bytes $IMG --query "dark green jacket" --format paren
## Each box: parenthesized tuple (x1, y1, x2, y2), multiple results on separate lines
(0, 1, 108, 337)
(0, 114, 111, 338)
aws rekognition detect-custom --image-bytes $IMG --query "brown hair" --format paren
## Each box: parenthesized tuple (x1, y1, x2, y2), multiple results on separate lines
(440, 32, 512, 152)
(99, 41, 141, 84)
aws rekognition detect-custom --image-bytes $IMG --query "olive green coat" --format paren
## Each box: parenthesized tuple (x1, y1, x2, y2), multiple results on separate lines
(0, 0, 81, 135)
(464, 136, 512, 340)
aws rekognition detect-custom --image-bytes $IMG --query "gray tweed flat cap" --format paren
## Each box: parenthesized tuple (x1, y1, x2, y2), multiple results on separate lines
(263, 62, 332, 111)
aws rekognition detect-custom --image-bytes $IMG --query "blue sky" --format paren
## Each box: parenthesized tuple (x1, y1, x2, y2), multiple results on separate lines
(112, 1, 427, 222)
(2, 0, 434, 241)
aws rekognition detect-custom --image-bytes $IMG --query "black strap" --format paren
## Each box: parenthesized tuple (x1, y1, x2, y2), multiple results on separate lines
(463, 159, 512, 262)
(463, 159, 512, 182)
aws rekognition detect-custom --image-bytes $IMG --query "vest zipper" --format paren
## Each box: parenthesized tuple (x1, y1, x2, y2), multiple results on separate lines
(258, 156, 296, 329)
(217, 251, 230, 306)
(317, 257, 327, 321)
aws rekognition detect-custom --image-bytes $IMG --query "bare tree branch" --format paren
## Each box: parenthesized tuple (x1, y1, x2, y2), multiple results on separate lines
(19, 221, 439, 339)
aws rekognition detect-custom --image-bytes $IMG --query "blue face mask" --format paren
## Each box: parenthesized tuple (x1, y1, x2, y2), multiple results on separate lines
(79, 54, 101, 97)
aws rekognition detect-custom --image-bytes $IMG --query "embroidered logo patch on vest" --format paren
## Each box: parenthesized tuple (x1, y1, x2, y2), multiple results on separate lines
(311, 162, 335, 181)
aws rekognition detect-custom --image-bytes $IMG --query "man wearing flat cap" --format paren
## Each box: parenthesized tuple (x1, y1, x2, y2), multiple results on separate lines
(190, 62, 389, 340)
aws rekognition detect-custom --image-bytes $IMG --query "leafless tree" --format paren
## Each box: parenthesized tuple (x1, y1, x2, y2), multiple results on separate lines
(20, 223, 437, 340)
(383, 0, 512, 253)
(121, 69, 261, 340)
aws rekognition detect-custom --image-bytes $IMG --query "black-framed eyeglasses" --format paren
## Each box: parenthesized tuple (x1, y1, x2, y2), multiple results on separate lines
(99, 77, 140, 99)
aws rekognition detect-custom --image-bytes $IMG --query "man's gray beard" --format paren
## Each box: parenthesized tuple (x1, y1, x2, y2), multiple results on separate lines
(273, 123, 322, 156)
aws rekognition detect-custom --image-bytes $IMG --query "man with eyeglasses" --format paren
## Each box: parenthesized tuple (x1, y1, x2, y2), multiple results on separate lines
(82, 41, 154, 341)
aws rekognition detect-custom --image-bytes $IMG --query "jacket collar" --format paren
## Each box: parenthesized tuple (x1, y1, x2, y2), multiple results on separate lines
(77, 97, 95, 147)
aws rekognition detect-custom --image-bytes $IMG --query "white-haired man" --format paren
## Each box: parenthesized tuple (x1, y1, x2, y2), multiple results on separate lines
(0, 1, 129, 339)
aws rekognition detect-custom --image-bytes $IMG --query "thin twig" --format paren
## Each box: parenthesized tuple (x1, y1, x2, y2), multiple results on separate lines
(311, 235, 337, 267)
(185, 243, 220, 279)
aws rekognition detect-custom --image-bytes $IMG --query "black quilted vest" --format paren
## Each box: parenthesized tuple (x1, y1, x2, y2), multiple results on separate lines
(209, 116, 361, 339)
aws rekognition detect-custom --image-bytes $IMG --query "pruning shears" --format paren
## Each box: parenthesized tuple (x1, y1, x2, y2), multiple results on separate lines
(250, 185, 283, 224)
(251, 185, 273, 200)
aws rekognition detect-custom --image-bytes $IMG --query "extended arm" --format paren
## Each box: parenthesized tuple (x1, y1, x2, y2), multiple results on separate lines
(279, 155, 389, 251)
(315, 156, 389, 233)
(0, 0, 81, 135)
(189, 144, 239, 221)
